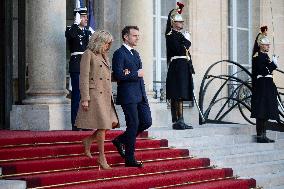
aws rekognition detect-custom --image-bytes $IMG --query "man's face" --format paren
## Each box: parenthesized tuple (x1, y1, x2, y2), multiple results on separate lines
(124, 29, 139, 47)
(260, 44, 270, 52)
(80, 15, 88, 27)
(172, 21, 184, 31)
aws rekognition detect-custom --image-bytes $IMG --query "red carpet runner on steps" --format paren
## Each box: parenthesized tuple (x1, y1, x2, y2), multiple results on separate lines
(0, 130, 256, 189)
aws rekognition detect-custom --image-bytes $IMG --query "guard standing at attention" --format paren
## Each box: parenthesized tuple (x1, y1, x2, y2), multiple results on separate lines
(65, 0, 93, 130)
(251, 35, 279, 143)
(165, 2, 195, 130)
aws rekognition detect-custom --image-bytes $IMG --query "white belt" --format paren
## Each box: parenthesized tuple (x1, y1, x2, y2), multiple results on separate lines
(257, 75, 272, 79)
(170, 56, 190, 62)
(71, 52, 84, 56)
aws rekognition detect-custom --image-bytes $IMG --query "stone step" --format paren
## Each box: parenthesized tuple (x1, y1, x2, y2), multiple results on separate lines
(267, 130, 284, 140)
(149, 124, 255, 138)
(275, 139, 284, 149)
(189, 142, 275, 157)
(213, 150, 284, 167)
(253, 171, 284, 189)
(0, 180, 26, 189)
(148, 124, 284, 189)
(167, 134, 255, 148)
(232, 159, 284, 177)
(270, 185, 284, 189)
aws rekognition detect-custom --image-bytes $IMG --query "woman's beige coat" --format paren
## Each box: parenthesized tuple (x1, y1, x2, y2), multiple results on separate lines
(75, 49, 119, 129)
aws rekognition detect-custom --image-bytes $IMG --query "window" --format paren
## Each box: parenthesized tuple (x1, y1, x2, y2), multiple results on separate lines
(228, 0, 252, 105)
(153, 0, 176, 99)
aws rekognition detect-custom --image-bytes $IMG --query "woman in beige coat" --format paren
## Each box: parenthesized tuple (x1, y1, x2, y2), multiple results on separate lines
(75, 30, 119, 170)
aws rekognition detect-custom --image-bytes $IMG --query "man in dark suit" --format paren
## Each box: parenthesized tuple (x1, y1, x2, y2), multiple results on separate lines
(112, 26, 152, 167)
(65, 3, 92, 130)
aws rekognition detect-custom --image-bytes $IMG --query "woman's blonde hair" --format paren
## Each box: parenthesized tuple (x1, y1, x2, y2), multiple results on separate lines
(87, 30, 113, 54)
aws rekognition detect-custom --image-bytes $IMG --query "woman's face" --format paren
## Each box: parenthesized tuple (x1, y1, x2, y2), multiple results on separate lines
(103, 41, 112, 53)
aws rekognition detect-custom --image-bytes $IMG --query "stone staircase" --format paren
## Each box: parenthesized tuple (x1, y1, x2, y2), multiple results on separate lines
(148, 124, 284, 189)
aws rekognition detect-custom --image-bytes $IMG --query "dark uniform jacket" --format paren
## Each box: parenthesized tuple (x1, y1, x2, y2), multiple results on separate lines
(65, 24, 92, 73)
(251, 51, 279, 120)
(165, 29, 194, 100)
(112, 46, 147, 105)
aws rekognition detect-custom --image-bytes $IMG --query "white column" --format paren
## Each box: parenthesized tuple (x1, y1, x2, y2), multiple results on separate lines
(10, 0, 71, 130)
(121, 0, 154, 92)
(24, 0, 67, 104)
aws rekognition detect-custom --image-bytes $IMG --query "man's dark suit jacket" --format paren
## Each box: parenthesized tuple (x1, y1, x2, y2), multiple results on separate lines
(112, 45, 147, 105)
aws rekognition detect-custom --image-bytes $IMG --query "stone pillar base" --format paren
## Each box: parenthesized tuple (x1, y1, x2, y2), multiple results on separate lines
(23, 95, 69, 104)
(0, 180, 26, 189)
(10, 104, 71, 130)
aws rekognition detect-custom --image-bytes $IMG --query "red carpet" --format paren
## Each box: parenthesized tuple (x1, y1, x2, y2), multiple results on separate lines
(0, 130, 256, 189)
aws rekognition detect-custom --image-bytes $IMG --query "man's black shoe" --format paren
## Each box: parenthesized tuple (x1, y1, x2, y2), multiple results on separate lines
(125, 160, 143, 168)
(112, 138, 125, 158)
(72, 127, 81, 131)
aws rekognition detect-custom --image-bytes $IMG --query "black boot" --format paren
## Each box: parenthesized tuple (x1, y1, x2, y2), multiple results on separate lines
(171, 100, 185, 130)
(177, 101, 193, 129)
(256, 134, 275, 143)
(256, 119, 275, 143)
(170, 100, 178, 123)
(172, 121, 185, 130)
(262, 131, 275, 143)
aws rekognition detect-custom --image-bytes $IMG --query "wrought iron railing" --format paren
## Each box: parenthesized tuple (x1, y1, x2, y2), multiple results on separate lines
(198, 60, 284, 127)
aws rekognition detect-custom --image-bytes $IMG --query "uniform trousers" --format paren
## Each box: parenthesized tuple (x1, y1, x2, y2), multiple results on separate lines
(70, 72, 80, 130)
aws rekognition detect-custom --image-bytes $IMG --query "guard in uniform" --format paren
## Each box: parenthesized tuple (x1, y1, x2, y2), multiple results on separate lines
(251, 35, 279, 143)
(65, 3, 92, 130)
(165, 2, 195, 130)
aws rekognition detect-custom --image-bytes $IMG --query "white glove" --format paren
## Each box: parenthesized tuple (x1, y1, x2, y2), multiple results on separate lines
(183, 31, 191, 41)
(74, 12, 81, 25)
(272, 54, 278, 67)
(89, 27, 95, 34)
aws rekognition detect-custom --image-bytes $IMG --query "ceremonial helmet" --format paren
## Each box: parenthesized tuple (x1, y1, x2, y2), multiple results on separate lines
(170, 2, 185, 22)
(165, 2, 185, 34)
(258, 35, 270, 45)
(73, 0, 87, 16)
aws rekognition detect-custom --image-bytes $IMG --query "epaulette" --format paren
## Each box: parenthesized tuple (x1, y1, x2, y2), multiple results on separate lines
(253, 52, 258, 58)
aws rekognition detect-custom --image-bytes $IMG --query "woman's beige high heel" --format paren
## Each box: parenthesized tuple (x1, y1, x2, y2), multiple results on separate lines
(82, 138, 93, 158)
(97, 157, 111, 170)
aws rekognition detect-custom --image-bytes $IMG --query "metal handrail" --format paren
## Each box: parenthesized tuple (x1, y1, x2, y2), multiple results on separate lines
(198, 60, 284, 126)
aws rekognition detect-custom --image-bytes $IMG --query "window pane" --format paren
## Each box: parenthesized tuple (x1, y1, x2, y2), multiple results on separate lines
(161, 60, 168, 83)
(237, 0, 248, 28)
(237, 65, 250, 81)
(161, 0, 176, 16)
(228, 28, 234, 61)
(153, 18, 156, 57)
(228, 0, 233, 26)
(153, 60, 156, 89)
(153, 0, 156, 14)
(237, 30, 249, 64)
(161, 18, 167, 58)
